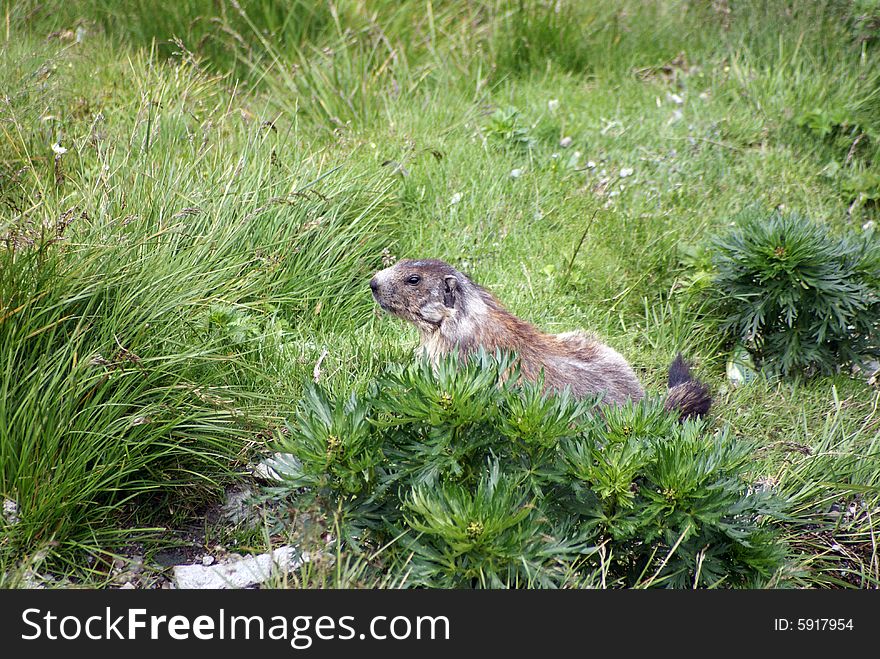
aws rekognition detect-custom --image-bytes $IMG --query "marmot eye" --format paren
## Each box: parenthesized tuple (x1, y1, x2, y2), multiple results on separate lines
(406, 274, 421, 285)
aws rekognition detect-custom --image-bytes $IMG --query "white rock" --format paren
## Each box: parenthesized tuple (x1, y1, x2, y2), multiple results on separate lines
(449, 192, 462, 205)
(201, 555, 215, 566)
(619, 167, 634, 178)
(666, 92, 684, 105)
(559, 136, 573, 148)
(509, 168, 524, 179)
(586, 160, 596, 169)
(173, 547, 307, 589)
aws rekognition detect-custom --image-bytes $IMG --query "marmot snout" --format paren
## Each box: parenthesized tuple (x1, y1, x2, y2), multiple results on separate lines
(371, 258, 710, 418)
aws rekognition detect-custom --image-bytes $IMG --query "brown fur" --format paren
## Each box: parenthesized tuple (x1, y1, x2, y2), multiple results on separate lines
(370, 259, 644, 406)
(371, 259, 712, 418)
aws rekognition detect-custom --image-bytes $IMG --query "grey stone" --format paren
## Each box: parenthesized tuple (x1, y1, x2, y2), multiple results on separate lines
(173, 546, 307, 589)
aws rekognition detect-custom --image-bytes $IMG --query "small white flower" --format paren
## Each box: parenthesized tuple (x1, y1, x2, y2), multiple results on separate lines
(666, 92, 684, 105)
(449, 192, 462, 205)
(547, 99, 560, 112)
(2, 498, 19, 525)
(619, 167, 634, 178)
(863, 221, 875, 231)
(51, 142, 67, 155)
(510, 168, 524, 178)
(559, 136, 573, 148)
(586, 160, 596, 169)
(699, 91, 710, 100)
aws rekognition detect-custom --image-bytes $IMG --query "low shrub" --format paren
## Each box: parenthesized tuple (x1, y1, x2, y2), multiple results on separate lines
(709, 210, 880, 377)
(270, 351, 787, 588)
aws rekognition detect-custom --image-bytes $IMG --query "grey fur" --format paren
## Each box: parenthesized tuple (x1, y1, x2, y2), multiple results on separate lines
(371, 259, 710, 417)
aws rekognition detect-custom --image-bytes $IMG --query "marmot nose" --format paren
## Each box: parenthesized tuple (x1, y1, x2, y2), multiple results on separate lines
(369, 277, 378, 293)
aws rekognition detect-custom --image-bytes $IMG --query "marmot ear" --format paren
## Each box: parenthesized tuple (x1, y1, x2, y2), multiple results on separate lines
(442, 275, 458, 308)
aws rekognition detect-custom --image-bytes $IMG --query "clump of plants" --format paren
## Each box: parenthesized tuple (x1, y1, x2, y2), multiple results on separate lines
(709, 210, 880, 377)
(269, 350, 786, 588)
(483, 107, 536, 151)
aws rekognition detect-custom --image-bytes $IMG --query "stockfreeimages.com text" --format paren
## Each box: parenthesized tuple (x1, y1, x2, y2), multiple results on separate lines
(21, 607, 450, 649)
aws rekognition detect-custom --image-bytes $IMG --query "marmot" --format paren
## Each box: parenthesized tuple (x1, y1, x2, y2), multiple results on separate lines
(370, 258, 711, 419)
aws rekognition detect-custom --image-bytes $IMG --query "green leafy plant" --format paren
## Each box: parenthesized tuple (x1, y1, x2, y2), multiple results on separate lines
(709, 210, 880, 376)
(796, 107, 859, 140)
(484, 107, 536, 150)
(402, 463, 577, 588)
(841, 170, 880, 212)
(270, 350, 787, 588)
(794, 107, 875, 168)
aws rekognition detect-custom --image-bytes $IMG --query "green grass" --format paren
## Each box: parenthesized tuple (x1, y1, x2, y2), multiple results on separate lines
(1, 0, 878, 587)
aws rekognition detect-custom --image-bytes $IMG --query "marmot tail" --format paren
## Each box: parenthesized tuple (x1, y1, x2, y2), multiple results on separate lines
(664, 354, 712, 420)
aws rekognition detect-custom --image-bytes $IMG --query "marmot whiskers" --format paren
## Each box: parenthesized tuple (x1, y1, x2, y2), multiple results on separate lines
(370, 259, 711, 419)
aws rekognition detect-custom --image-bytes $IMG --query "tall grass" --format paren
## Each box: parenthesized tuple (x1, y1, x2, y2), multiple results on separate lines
(0, 36, 395, 569)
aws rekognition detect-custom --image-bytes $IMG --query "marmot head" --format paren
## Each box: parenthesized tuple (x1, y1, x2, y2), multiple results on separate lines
(370, 259, 464, 331)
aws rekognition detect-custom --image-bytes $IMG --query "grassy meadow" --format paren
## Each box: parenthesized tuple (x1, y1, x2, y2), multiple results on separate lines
(1, 0, 879, 587)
